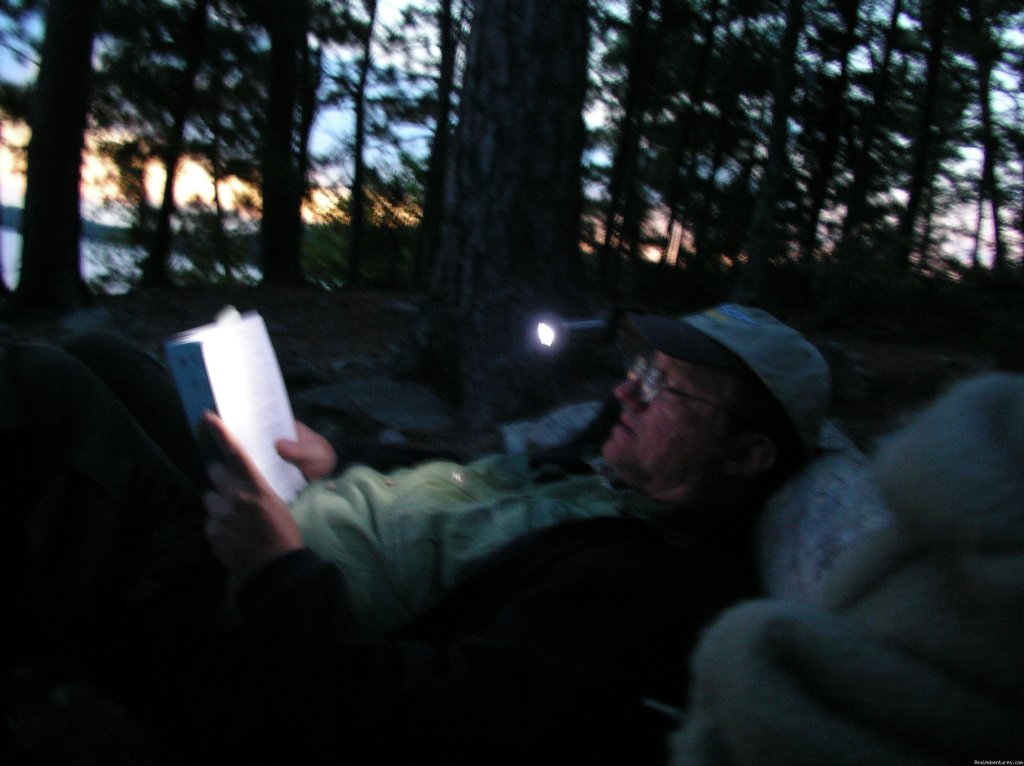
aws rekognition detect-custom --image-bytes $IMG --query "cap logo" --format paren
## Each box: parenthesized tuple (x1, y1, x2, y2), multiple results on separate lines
(705, 304, 757, 325)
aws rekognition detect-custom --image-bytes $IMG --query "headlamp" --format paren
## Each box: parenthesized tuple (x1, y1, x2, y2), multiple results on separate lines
(533, 315, 612, 350)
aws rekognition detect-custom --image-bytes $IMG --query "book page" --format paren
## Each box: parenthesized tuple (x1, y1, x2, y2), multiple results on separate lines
(167, 311, 308, 503)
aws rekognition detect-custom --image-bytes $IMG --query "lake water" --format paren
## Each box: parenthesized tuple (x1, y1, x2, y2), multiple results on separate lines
(1, 228, 145, 294)
(2, 229, 25, 287)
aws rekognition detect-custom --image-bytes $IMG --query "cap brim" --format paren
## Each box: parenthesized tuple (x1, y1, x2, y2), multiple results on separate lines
(626, 313, 746, 370)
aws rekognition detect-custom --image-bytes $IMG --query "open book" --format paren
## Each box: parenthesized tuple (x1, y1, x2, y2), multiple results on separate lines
(165, 307, 308, 502)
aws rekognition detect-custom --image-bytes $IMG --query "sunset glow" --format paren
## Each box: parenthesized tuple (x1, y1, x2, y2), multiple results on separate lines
(0, 121, 28, 208)
(0, 119, 424, 231)
(143, 159, 260, 216)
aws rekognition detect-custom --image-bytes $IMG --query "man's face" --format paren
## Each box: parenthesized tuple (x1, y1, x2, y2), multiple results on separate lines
(601, 352, 738, 504)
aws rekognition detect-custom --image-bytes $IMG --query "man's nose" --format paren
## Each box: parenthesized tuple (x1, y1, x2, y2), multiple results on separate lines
(614, 377, 645, 408)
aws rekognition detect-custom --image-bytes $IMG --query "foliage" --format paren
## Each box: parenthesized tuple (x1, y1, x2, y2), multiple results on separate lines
(171, 199, 259, 284)
(305, 161, 421, 290)
(0, 0, 1021, 320)
(589, 0, 1024, 306)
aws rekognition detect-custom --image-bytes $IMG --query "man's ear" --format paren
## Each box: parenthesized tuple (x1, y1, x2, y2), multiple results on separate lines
(720, 433, 777, 478)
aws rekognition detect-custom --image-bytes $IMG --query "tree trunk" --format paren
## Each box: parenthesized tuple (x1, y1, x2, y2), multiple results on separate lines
(209, 132, 235, 280)
(260, 0, 308, 285)
(0, 122, 6, 294)
(431, 0, 590, 430)
(660, 0, 725, 268)
(297, 33, 320, 224)
(966, 0, 1006, 274)
(11, 0, 101, 314)
(734, 0, 804, 303)
(413, 0, 459, 287)
(144, 0, 211, 288)
(826, 0, 903, 314)
(891, 0, 947, 275)
(798, 0, 860, 263)
(348, 0, 379, 287)
(597, 0, 657, 295)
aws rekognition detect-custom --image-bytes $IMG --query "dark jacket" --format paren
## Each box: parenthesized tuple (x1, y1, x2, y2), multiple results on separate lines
(231, 512, 760, 765)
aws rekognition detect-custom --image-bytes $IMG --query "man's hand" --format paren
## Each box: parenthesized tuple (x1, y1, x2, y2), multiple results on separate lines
(202, 411, 303, 580)
(276, 421, 338, 481)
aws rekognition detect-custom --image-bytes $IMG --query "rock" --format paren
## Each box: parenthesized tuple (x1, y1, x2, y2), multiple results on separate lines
(59, 306, 114, 335)
(295, 374, 455, 434)
(377, 428, 409, 446)
(280, 357, 335, 389)
(819, 340, 871, 403)
(500, 399, 605, 454)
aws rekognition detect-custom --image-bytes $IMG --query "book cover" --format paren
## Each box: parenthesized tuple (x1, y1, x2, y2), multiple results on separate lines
(165, 307, 307, 502)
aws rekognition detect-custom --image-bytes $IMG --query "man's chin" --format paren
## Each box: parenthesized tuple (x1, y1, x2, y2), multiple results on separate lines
(600, 431, 633, 473)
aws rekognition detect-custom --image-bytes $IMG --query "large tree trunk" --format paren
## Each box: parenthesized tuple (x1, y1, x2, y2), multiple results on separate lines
(260, 0, 308, 285)
(431, 0, 590, 430)
(11, 0, 101, 315)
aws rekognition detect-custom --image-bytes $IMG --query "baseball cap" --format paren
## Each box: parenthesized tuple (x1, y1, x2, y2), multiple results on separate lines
(626, 304, 831, 453)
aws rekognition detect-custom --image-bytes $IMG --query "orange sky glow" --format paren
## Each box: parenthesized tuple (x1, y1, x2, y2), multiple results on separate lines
(0, 119, 422, 228)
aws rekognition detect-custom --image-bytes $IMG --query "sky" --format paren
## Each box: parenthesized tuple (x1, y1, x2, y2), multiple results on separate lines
(0, 25, 32, 209)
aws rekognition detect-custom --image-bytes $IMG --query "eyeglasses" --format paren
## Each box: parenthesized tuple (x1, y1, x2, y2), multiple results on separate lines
(626, 355, 731, 411)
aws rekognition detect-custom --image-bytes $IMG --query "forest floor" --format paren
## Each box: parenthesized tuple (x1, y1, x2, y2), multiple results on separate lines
(0, 283, 1007, 453)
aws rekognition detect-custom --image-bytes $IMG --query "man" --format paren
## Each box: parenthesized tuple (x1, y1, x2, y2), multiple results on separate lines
(207, 304, 827, 640)
(2, 303, 828, 763)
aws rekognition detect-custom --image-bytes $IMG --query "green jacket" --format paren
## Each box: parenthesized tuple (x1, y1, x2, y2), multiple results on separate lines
(288, 453, 666, 639)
